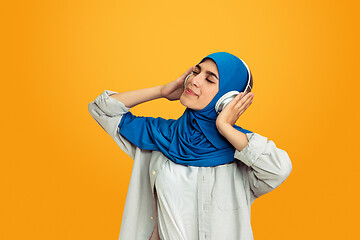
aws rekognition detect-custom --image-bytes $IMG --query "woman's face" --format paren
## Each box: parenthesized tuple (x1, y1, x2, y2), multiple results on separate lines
(180, 58, 219, 110)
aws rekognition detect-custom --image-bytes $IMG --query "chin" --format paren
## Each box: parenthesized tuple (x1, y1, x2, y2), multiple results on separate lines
(180, 97, 200, 110)
(179, 95, 189, 107)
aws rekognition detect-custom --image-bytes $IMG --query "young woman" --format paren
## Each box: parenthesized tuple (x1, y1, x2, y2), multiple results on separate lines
(88, 52, 292, 240)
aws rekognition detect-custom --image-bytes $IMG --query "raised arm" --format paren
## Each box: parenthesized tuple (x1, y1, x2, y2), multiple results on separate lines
(88, 67, 194, 157)
(109, 66, 194, 108)
(235, 132, 292, 200)
(109, 86, 162, 108)
(216, 91, 254, 152)
(216, 91, 292, 200)
(88, 90, 137, 158)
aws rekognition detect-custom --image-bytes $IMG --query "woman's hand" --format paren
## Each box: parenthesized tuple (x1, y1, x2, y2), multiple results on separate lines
(216, 92, 254, 135)
(160, 67, 194, 101)
(215, 92, 254, 151)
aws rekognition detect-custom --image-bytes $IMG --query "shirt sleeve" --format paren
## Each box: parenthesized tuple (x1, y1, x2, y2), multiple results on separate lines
(234, 132, 293, 199)
(88, 89, 137, 159)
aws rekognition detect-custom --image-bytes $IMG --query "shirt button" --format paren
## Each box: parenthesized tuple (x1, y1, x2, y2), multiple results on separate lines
(150, 216, 154, 220)
(152, 170, 156, 175)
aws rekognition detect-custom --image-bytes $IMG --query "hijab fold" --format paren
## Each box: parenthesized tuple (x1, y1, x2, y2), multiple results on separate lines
(118, 52, 253, 167)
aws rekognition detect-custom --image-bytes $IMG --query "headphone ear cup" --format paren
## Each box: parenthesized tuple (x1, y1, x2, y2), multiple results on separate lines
(184, 73, 192, 87)
(215, 91, 240, 114)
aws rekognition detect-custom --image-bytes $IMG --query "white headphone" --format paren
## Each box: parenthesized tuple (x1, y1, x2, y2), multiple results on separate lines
(184, 59, 252, 114)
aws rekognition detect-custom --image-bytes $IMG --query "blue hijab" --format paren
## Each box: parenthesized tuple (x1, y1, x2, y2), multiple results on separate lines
(118, 52, 253, 167)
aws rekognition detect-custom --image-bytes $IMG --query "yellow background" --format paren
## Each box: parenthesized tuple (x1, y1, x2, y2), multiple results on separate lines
(1, 0, 359, 239)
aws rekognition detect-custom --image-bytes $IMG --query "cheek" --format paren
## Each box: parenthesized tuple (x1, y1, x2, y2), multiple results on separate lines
(202, 87, 219, 102)
(209, 86, 219, 98)
(212, 88, 219, 97)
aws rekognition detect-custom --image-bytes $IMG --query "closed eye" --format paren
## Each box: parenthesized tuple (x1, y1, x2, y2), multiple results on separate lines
(192, 71, 215, 84)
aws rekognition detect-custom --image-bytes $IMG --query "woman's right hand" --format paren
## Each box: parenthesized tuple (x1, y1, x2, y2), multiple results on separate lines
(161, 67, 194, 101)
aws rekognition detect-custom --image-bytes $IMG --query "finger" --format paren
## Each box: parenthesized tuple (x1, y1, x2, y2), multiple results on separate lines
(235, 94, 253, 110)
(178, 67, 193, 85)
(223, 96, 239, 110)
(185, 66, 194, 75)
(240, 96, 253, 112)
(179, 66, 193, 79)
(238, 92, 253, 106)
(229, 92, 245, 108)
(233, 95, 253, 121)
(243, 94, 253, 107)
(234, 94, 250, 108)
(230, 92, 253, 110)
(241, 93, 253, 104)
(235, 92, 245, 101)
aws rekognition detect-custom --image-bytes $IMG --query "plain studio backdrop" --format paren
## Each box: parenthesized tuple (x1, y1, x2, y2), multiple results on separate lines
(1, 0, 359, 239)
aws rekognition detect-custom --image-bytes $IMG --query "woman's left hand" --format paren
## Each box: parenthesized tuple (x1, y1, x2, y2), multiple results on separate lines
(161, 67, 193, 101)
(216, 92, 254, 135)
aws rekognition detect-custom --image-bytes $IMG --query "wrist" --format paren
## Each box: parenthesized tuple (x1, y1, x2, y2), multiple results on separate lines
(216, 121, 233, 136)
(217, 123, 249, 151)
(159, 84, 169, 99)
(154, 85, 165, 99)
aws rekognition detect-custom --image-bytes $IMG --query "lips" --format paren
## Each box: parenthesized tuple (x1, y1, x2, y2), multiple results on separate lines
(185, 88, 198, 96)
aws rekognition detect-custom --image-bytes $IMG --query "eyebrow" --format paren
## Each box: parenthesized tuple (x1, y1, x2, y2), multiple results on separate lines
(195, 64, 219, 80)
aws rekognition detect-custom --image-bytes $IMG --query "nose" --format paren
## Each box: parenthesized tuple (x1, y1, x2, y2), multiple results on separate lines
(189, 74, 201, 87)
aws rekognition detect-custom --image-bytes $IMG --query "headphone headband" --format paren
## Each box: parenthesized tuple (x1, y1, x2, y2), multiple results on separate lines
(239, 58, 252, 94)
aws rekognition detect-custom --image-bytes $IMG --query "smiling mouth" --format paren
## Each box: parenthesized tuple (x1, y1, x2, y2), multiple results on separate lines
(185, 88, 198, 96)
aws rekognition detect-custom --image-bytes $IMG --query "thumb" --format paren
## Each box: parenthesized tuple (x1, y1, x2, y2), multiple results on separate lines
(182, 66, 194, 77)
(178, 66, 194, 84)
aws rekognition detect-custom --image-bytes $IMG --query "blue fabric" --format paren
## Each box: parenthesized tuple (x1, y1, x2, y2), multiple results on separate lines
(118, 52, 253, 167)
